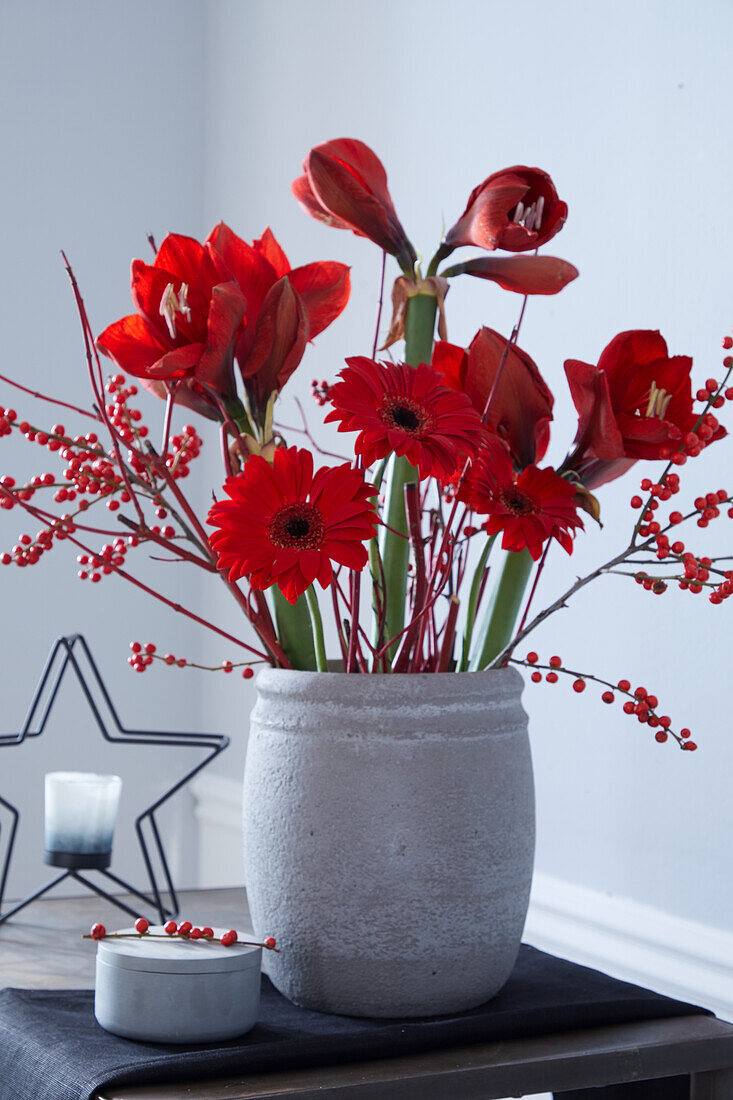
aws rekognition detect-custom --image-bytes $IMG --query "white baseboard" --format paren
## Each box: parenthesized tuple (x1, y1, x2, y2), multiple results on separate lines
(525, 872, 733, 1022)
(190, 775, 733, 1021)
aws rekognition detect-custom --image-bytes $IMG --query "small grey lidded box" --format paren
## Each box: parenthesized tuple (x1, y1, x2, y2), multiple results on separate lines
(95, 926, 262, 1043)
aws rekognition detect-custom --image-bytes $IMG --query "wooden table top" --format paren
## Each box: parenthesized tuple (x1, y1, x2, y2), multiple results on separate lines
(2, 887, 733, 1099)
(0, 886, 252, 989)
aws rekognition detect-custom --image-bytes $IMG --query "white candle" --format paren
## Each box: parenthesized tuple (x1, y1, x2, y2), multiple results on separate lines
(44, 772, 122, 862)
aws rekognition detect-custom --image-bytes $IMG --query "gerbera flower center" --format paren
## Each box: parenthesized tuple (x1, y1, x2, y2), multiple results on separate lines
(499, 488, 536, 516)
(378, 395, 434, 436)
(269, 502, 325, 550)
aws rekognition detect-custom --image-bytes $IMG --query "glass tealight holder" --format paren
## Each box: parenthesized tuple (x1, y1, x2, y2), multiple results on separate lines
(44, 772, 123, 869)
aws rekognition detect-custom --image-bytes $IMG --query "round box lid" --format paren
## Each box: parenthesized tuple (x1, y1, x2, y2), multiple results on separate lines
(97, 926, 262, 974)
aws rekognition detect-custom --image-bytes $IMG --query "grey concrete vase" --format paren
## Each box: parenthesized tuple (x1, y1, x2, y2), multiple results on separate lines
(243, 666, 534, 1017)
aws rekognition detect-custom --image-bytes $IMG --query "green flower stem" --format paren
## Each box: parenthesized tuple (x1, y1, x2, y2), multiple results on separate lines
(456, 534, 496, 672)
(273, 588, 317, 671)
(305, 584, 328, 672)
(379, 292, 439, 665)
(470, 548, 534, 670)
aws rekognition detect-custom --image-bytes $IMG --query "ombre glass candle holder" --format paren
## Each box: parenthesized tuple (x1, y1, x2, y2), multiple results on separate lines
(44, 772, 122, 869)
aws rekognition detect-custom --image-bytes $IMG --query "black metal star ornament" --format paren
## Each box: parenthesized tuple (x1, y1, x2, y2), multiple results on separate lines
(0, 634, 229, 927)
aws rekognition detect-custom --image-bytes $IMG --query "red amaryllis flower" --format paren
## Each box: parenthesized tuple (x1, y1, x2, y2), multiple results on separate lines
(444, 167, 567, 254)
(292, 138, 417, 273)
(562, 330, 723, 490)
(207, 447, 378, 605)
(325, 357, 483, 480)
(97, 233, 246, 420)
(465, 442, 582, 560)
(432, 327, 553, 470)
(207, 223, 350, 420)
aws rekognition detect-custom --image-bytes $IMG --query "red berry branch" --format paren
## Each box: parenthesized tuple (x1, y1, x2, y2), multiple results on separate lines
(513, 652, 697, 750)
(86, 918, 279, 951)
(128, 641, 258, 678)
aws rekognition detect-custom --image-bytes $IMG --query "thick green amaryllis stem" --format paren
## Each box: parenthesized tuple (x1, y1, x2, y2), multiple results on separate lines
(379, 292, 439, 664)
(273, 588, 317, 671)
(456, 534, 496, 672)
(470, 548, 534, 670)
(305, 584, 328, 672)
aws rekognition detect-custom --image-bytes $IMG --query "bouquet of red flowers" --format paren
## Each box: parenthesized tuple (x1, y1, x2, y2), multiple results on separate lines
(1, 138, 729, 751)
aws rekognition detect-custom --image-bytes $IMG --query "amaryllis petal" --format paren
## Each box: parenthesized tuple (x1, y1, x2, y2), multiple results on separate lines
(433, 328, 554, 469)
(294, 138, 417, 271)
(442, 255, 579, 295)
(242, 278, 308, 417)
(155, 233, 220, 299)
(206, 222, 280, 363)
(288, 262, 351, 341)
(253, 228, 291, 279)
(195, 281, 246, 394)
(96, 314, 167, 376)
(291, 174, 355, 232)
(143, 343, 206, 380)
(563, 359, 626, 463)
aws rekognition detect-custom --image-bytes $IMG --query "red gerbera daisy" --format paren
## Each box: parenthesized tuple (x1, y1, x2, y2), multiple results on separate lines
(465, 442, 583, 560)
(324, 357, 483, 480)
(207, 447, 378, 604)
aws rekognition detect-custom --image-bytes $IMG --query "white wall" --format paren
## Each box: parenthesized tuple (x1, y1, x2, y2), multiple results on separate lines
(200, 0, 733, 936)
(0, 0, 216, 900)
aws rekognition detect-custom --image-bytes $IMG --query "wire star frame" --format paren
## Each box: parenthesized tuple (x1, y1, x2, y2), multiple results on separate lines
(0, 634, 229, 926)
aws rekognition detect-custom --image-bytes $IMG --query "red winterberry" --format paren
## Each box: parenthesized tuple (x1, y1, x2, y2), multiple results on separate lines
(549, 655, 562, 668)
(90, 923, 106, 940)
(263, 936, 277, 950)
(164, 920, 178, 935)
(134, 917, 149, 934)
(220, 929, 238, 947)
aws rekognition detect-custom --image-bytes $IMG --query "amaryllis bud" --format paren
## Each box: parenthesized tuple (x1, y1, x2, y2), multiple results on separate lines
(444, 166, 568, 254)
(441, 255, 578, 296)
(292, 138, 417, 273)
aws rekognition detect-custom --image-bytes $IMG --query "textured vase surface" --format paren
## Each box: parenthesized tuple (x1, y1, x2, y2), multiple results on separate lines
(243, 666, 534, 1017)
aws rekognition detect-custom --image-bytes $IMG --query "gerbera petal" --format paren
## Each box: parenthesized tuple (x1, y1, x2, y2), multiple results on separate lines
(327, 357, 482, 482)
